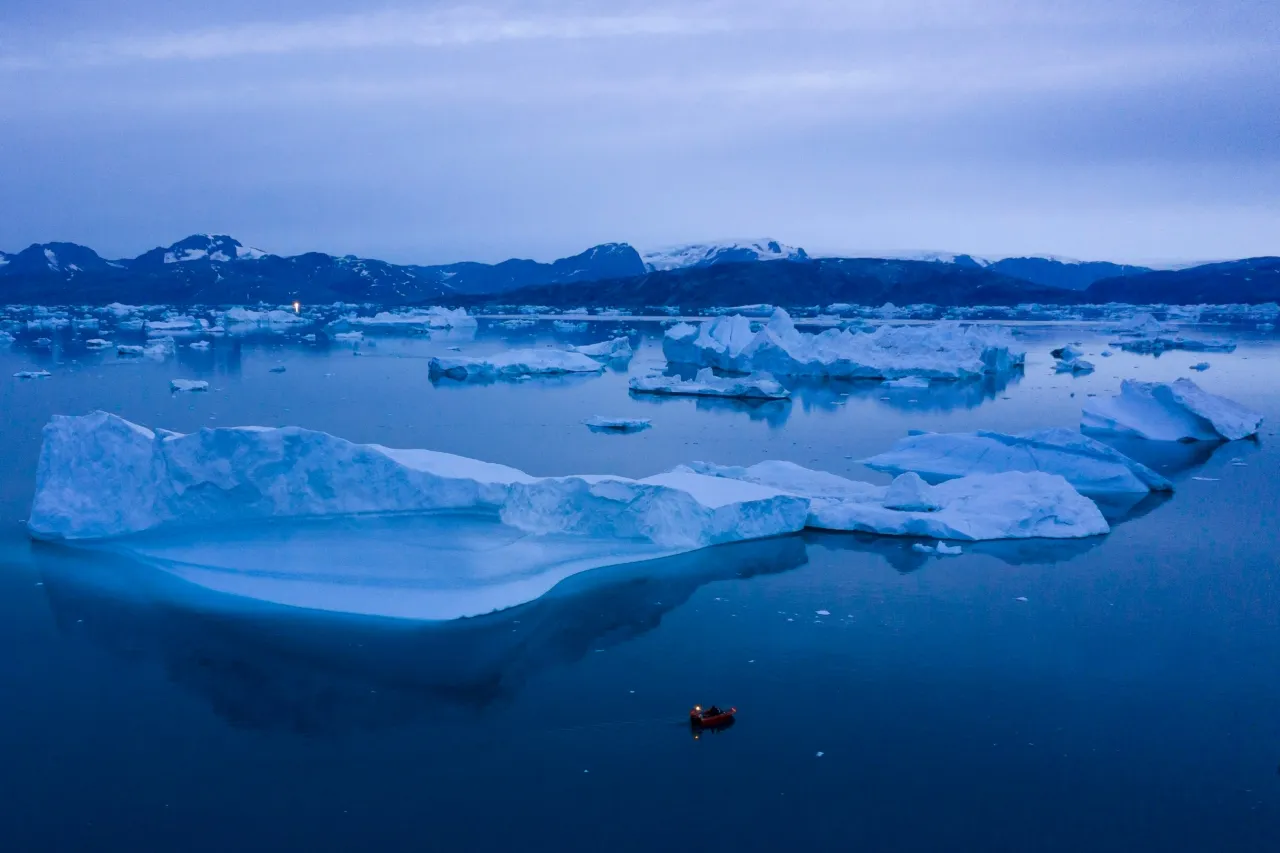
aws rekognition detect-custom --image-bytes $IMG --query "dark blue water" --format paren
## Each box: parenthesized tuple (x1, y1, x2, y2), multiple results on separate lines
(2, 320, 1278, 851)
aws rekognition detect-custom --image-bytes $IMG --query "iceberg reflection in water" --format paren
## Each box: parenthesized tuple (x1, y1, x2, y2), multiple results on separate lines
(32, 536, 808, 733)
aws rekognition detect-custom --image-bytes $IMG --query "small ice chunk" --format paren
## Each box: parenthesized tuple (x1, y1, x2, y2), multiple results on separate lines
(583, 416, 651, 433)
(14, 370, 51, 379)
(816, 609, 830, 616)
(912, 543, 936, 554)
(1190, 362, 1210, 371)
(84, 338, 112, 349)
(935, 542, 963, 555)
(269, 366, 287, 373)
(1015, 596, 1028, 602)
(188, 340, 211, 350)
(170, 379, 209, 393)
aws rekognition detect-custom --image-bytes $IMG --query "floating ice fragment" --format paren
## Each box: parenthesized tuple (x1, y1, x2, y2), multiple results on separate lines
(430, 349, 605, 380)
(583, 416, 651, 433)
(863, 428, 1170, 495)
(1082, 379, 1262, 441)
(629, 368, 790, 400)
(170, 379, 209, 393)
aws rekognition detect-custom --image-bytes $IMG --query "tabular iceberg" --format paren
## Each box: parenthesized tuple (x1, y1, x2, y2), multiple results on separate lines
(862, 428, 1172, 495)
(428, 348, 606, 380)
(629, 368, 791, 400)
(27, 413, 807, 551)
(663, 308, 1024, 380)
(1081, 379, 1263, 441)
(1112, 337, 1236, 355)
(170, 379, 209, 392)
(682, 461, 1109, 540)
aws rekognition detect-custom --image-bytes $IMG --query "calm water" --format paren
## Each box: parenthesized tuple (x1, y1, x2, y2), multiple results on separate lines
(1, 319, 1278, 851)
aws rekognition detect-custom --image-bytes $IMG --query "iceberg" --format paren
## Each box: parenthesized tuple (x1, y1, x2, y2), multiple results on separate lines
(428, 349, 606, 380)
(188, 340, 211, 350)
(683, 461, 1109, 541)
(629, 368, 791, 400)
(1055, 357, 1095, 374)
(571, 337, 634, 360)
(583, 416, 651, 433)
(15, 369, 51, 379)
(1112, 336, 1236, 355)
(170, 379, 209, 393)
(862, 428, 1172, 495)
(663, 308, 1024, 380)
(220, 307, 309, 330)
(84, 338, 112, 349)
(27, 413, 807, 551)
(1081, 379, 1263, 441)
(348, 307, 476, 330)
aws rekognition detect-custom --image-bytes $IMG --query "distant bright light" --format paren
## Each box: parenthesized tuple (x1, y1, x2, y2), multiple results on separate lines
(292, 301, 301, 314)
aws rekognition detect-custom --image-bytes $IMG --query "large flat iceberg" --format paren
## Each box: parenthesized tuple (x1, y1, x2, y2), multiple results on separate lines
(862, 428, 1172, 495)
(28, 413, 807, 547)
(1081, 379, 1263, 441)
(348, 307, 476, 330)
(663, 308, 1024, 380)
(682, 461, 1109, 541)
(428, 348, 605, 380)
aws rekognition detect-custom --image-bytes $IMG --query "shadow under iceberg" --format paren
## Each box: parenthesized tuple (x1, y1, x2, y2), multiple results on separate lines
(32, 534, 808, 734)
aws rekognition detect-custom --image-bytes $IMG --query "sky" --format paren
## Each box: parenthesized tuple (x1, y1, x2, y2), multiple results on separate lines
(1, 0, 1277, 265)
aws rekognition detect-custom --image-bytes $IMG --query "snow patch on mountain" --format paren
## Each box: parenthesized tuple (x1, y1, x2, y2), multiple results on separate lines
(642, 239, 809, 271)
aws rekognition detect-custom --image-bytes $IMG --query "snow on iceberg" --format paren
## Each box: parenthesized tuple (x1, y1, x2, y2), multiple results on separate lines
(1081, 379, 1263, 441)
(571, 337, 634, 360)
(862, 428, 1172, 495)
(428, 348, 606, 380)
(663, 308, 1023, 380)
(629, 368, 791, 400)
(682, 461, 1109, 541)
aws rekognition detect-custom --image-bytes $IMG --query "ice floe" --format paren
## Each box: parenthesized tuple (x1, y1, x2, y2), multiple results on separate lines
(1112, 336, 1236, 355)
(84, 338, 112, 349)
(15, 369, 51, 379)
(170, 379, 209, 393)
(583, 416, 651, 433)
(1081, 379, 1263, 441)
(428, 349, 606, 380)
(663, 308, 1024, 380)
(629, 368, 791, 400)
(862, 428, 1172, 495)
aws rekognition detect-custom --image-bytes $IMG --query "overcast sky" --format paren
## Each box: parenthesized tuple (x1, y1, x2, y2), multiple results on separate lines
(2, 0, 1277, 265)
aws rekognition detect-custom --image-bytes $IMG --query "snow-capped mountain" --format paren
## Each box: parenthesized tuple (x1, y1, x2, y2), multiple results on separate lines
(642, 239, 809, 272)
(132, 234, 268, 267)
(0, 235, 647, 304)
(0, 242, 118, 276)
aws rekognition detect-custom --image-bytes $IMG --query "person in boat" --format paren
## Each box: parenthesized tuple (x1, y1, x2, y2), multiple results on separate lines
(703, 705, 723, 717)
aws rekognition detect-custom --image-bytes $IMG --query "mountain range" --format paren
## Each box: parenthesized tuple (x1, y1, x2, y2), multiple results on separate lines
(1, 235, 1276, 306)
